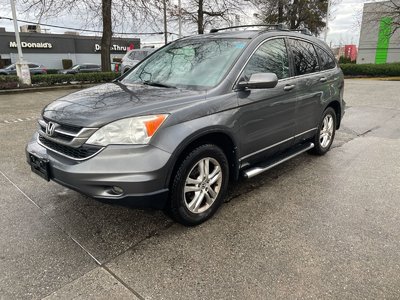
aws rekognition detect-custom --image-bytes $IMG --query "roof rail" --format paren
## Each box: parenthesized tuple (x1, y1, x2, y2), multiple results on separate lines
(290, 28, 313, 36)
(209, 24, 288, 33)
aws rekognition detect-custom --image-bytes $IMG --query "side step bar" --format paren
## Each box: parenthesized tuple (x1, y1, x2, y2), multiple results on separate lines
(243, 142, 314, 179)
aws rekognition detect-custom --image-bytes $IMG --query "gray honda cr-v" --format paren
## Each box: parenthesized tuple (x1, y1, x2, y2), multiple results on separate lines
(27, 25, 345, 226)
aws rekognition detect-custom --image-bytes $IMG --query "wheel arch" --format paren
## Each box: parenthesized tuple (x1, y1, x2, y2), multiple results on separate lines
(165, 129, 240, 189)
(325, 100, 342, 129)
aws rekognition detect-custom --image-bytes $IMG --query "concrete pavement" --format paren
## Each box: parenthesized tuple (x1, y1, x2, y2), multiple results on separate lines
(0, 80, 399, 299)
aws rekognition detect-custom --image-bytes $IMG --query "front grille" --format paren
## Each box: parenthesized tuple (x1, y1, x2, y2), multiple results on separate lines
(39, 124, 74, 142)
(43, 117, 82, 133)
(39, 136, 102, 160)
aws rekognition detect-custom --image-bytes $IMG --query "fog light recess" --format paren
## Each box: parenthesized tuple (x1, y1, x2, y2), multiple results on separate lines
(111, 186, 124, 195)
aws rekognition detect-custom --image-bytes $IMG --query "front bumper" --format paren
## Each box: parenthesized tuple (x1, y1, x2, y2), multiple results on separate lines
(26, 133, 171, 209)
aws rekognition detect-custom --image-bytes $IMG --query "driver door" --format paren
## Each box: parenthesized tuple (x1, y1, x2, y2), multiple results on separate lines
(237, 38, 297, 165)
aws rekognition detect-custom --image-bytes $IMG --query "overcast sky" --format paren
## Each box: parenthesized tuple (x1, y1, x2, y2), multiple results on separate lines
(0, 0, 372, 47)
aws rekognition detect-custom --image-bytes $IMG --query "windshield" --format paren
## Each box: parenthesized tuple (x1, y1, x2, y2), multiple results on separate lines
(122, 38, 248, 90)
(71, 65, 80, 70)
(5, 64, 15, 70)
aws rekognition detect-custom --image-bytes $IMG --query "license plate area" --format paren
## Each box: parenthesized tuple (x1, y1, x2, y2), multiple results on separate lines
(29, 154, 50, 181)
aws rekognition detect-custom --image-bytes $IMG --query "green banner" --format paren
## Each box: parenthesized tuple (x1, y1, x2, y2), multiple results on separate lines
(375, 17, 392, 64)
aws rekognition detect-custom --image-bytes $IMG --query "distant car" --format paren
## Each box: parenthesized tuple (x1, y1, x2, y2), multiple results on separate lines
(121, 49, 155, 74)
(0, 63, 47, 75)
(58, 64, 101, 74)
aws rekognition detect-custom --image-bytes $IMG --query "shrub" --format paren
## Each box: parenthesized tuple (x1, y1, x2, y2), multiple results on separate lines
(341, 63, 400, 77)
(31, 74, 74, 85)
(31, 72, 120, 86)
(0, 75, 19, 89)
(62, 59, 73, 69)
(74, 72, 119, 83)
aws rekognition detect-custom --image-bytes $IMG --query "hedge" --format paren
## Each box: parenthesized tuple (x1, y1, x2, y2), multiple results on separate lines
(31, 72, 120, 85)
(341, 63, 400, 77)
(0, 72, 120, 89)
(0, 75, 20, 89)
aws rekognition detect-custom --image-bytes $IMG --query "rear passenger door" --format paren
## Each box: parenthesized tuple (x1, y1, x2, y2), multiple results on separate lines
(237, 38, 297, 165)
(288, 38, 323, 142)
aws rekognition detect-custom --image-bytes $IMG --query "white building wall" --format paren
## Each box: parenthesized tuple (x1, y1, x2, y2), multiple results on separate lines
(6, 53, 125, 69)
(357, 1, 400, 64)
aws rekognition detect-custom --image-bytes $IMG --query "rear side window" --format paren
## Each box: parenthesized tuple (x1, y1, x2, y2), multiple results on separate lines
(242, 38, 290, 80)
(289, 39, 319, 75)
(129, 51, 147, 61)
(316, 47, 336, 70)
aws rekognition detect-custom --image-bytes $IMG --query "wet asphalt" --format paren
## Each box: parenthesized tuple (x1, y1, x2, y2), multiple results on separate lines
(0, 79, 399, 299)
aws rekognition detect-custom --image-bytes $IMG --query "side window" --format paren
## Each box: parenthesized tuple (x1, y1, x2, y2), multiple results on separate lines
(289, 39, 320, 75)
(80, 65, 87, 69)
(28, 64, 38, 68)
(242, 38, 289, 80)
(316, 46, 336, 70)
(129, 52, 136, 60)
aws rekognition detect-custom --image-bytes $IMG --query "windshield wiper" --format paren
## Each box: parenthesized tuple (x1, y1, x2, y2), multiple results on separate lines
(142, 80, 176, 89)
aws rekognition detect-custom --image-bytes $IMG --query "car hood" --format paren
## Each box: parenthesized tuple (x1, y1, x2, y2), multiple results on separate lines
(42, 82, 206, 127)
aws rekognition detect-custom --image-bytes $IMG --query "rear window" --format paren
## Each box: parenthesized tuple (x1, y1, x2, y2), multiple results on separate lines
(316, 47, 336, 70)
(289, 39, 319, 75)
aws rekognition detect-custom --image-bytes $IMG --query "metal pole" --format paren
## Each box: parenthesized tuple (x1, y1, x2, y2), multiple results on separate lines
(163, 0, 168, 44)
(324, 0, 331, 42)
(178, 0, 182, 38)
(10, 0, 31, 85)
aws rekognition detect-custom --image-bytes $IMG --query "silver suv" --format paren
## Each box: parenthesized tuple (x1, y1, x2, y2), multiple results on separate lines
(27, 25, 345, 226)
(121, 48, 155, 74)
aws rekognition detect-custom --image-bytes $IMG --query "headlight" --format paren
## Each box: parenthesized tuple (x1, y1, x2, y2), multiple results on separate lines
(86, 114, 168, 146)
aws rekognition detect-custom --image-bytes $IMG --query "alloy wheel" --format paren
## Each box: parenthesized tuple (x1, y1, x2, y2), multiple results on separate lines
(320, 114, 334, 148)
(183, 157, 223, 214)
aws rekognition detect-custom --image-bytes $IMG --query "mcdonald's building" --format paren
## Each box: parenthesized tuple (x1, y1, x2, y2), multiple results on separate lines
(0, 27, 140, 69)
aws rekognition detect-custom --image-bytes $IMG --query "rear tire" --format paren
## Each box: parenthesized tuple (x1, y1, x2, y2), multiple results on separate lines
(310, 107, 336, 155)
(167, 144, 229, 226)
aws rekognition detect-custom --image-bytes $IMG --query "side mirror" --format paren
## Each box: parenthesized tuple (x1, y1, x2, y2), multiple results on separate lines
(237, 73, 278, 90)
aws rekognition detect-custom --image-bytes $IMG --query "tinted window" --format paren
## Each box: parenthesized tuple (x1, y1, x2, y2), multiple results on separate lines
(242, 38, 289, 80)
(290, 39, 319, 75)
(28, 64, 38, 68)
(316, 47, 336, 70)
(80, 65, 88, 69)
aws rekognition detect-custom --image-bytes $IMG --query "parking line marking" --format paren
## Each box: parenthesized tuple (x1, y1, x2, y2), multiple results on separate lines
(1, 116, 37, 125)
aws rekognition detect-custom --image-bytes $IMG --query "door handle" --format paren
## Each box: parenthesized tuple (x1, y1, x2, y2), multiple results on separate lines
(319, 77, 327, 83)
(283, 84, 295, 91)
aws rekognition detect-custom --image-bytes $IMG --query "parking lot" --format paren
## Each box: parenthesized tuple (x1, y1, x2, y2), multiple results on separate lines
(0, 79, 399, 299)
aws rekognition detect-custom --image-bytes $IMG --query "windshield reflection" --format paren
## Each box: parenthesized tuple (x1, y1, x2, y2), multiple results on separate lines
(122, 39, 248, 90)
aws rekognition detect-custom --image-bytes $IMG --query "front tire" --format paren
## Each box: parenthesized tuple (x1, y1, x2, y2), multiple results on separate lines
(310, 107, 336, 155)
(167, 144, 229, 226)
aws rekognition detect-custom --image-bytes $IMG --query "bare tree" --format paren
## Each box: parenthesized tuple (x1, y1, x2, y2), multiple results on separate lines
(17, 0, 162, 71)
(170, 0, 246, 34)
